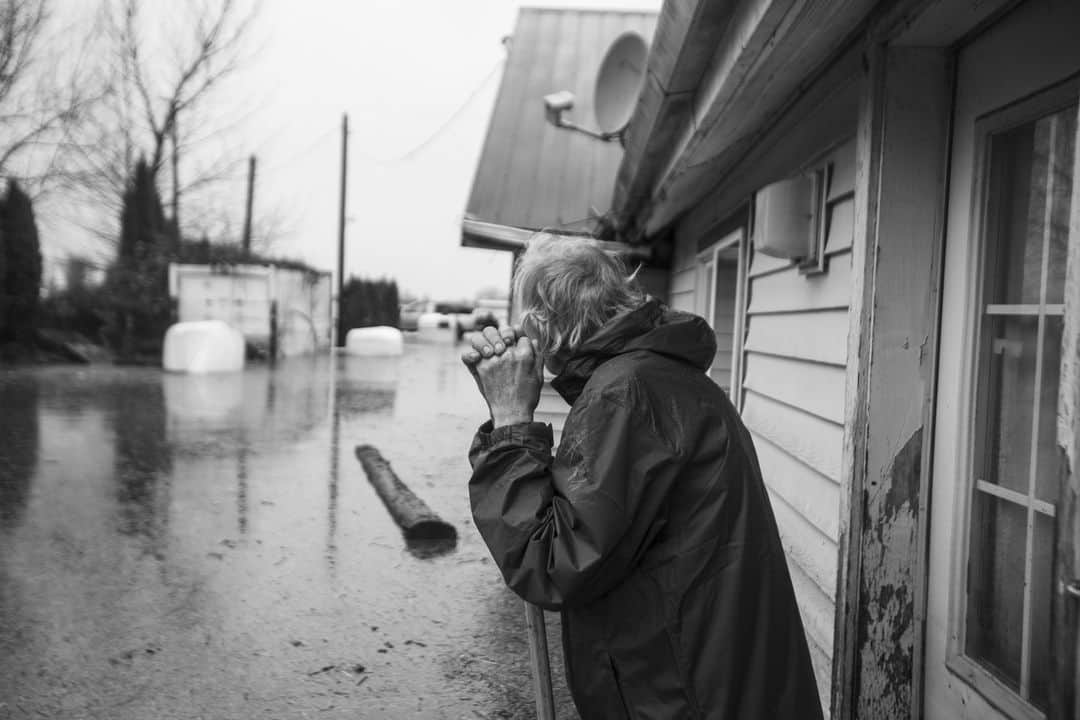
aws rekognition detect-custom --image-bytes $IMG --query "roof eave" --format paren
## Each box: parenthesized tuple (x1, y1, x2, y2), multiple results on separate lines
(614, 0, 880, 243)
(460, 217, 533, 252)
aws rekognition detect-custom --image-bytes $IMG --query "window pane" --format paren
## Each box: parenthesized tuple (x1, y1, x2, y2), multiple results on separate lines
(978, 315, 1037, 494)
(1045, 109, 1075, 305)
(987, 123, 1041, 305)
(1028, 512, 1054, 711)
(966, 494, 1026, 691)
(1036, 316, 1064, 503)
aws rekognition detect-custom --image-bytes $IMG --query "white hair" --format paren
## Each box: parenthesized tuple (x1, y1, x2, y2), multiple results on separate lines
(513, 232, 645, 359)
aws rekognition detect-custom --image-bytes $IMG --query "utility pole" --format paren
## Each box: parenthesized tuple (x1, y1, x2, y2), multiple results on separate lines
(336, 113, 349, 347)
(241, 155, 256, 257)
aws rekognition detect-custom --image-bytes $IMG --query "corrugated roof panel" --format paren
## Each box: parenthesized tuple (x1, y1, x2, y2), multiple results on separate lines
(464, 8, 657, 237)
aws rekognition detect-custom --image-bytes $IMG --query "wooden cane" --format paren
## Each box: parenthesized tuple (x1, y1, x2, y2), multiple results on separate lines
(524, 601, 557, 719)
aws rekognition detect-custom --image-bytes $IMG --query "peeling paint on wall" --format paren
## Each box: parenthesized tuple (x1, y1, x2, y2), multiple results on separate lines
(855, 427, 921, 718)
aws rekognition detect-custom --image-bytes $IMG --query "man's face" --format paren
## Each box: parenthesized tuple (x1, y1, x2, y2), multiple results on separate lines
(519, 317, 567, 376)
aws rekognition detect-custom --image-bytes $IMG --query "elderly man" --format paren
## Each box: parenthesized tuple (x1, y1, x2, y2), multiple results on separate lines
(462, 234, 822, 719)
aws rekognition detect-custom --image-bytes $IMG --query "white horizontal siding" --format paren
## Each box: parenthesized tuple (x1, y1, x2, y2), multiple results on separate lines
(742, 139, 853, 711)
(743, 390, 843, 479)
(669, 247, 699, 314)
(753, 431, 840, 543)
(743, 352, 846, 424)
(742, 255, 851, 696)
(671, 267, 696, 295)
(670, 291, 696, 313)
(768, 487, 838, 599)
(747, 251, 852, 315)
(748, 250, 793, 278)
(744, 309, 849, 365)
(788, 555, 837, 707)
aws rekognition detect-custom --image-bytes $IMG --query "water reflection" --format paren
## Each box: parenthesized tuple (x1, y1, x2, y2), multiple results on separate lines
(237, 443, 249, 535)
(326, 353, 404, 568)
(327, 379, 341, 569)
(162, 358, 333, 454)
(112, 383, 171, 556)
(335, 355, 400, 418)
(0, 376, 39, 532)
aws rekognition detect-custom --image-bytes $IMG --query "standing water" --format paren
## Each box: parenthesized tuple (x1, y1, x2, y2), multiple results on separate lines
(0, 339, 576, 719)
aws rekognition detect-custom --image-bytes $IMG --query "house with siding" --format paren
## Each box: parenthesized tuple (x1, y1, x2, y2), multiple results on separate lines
(464, 1, 1080, 718)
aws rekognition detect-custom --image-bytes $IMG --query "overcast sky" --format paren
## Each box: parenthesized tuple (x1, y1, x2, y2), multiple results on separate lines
(38, 0, 662, 300)
(220, 0, 662, 301)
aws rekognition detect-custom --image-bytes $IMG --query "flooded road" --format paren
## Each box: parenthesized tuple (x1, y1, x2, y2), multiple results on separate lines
(0, 339, 577, 719)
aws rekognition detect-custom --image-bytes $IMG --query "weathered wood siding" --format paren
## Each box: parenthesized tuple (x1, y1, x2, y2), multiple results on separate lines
(741, 139, 856, 705)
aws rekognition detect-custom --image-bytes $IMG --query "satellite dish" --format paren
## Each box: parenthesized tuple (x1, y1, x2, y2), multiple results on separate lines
(594, 32, 648, 134)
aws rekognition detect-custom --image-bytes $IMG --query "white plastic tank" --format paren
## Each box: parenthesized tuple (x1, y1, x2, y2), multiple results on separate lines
(162, 320, 246, 373)
(345, 326, 404, 356)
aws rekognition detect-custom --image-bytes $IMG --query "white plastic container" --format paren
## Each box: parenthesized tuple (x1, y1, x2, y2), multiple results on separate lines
(162, 320, 246, 373)
(345, 326, 405, 356)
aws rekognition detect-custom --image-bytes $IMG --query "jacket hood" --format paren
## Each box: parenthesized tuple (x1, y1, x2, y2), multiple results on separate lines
(550, 298, 717, 405)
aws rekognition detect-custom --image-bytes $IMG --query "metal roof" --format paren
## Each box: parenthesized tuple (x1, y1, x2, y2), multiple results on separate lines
(463, 7, 657, 249)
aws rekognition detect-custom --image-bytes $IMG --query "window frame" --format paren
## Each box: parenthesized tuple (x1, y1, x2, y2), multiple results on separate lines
(695, 228, 748, 405)
(797, 164, 831, 276)
(944, 77, 1080, 720)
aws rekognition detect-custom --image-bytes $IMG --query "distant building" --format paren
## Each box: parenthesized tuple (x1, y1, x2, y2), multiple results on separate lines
(168, 263, 332, 358)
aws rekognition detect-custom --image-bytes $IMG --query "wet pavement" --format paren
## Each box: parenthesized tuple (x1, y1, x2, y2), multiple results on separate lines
(0, 338, 578, 719)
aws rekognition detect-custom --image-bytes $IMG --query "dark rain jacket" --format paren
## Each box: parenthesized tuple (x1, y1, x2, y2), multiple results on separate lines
(468, 299, 823, 719)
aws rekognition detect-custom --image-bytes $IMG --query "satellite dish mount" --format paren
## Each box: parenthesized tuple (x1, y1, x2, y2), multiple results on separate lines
(543, 32, 647, 146)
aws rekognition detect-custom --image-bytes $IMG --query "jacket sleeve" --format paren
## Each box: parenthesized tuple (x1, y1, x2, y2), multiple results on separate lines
(468, 393, 677, 610)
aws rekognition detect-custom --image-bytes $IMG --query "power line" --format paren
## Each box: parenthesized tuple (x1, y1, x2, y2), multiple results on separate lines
(261, 58, 504, 175)
(379, 59, 504, 165)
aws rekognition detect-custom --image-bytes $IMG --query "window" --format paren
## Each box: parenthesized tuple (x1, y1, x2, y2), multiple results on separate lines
(959, 98, 1076, 715)
(797, 165, 830, 275)
(696, 229, 747, 398)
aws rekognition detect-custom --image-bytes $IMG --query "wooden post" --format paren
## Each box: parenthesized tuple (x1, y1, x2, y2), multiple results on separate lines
(524, 602, 556, 720)
(242, 155, 256, 257)
(834, 43, 952, 720)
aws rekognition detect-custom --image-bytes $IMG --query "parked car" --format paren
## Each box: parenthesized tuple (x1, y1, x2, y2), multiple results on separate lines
(434, 302, 476, 339)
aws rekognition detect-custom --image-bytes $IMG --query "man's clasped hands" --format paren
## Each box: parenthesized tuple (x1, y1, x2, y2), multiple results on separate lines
(460, 324, 544, 428)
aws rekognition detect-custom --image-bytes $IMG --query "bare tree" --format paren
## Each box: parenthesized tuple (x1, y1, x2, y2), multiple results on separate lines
(0, 0, 105, 194)
(69, 0, 258, 243)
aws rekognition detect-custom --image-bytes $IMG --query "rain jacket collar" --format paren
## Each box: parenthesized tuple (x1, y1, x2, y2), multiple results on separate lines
(550, 298, 717, 405)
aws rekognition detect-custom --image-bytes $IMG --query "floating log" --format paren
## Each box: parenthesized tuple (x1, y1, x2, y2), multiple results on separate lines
(354, 445, 457, 541)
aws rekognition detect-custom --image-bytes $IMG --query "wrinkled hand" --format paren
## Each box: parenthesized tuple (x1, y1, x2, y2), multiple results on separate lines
(463, 324, 519, 365)
(461, 325, 543, 427)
